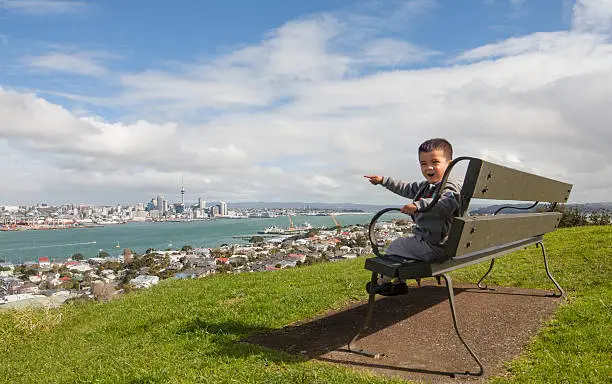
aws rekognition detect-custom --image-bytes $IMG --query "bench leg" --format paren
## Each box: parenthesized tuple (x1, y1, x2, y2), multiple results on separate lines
(347, 272, 381, 358)
(477, 259, 496, 290)
(537, 242, 564, 297)
(441, 273, 485, 377)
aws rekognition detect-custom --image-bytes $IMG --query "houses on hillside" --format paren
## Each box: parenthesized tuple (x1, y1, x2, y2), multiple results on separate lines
(1, 221, 412, 308)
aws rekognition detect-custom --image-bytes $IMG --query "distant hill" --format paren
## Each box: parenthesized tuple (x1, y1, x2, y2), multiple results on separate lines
(226, 201, 392, 212)
(222, 201, 612, 215)
(469, 202, 612, 215)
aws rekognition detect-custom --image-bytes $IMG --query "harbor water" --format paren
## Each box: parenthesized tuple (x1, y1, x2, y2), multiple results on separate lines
(0, 214, 383, 263)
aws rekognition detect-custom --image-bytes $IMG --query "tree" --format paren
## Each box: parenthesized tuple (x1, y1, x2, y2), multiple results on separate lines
(98, 250, 110, 258)
(355, 233, 368, 247)
(542, 204, 588, 228)
(72, 253, 84, 261)
(589, 210, 611, 225)
(130, 254, 157, 270)
(210, 248, 226, 258)
(249, 236, 265, 244)
(181, 245, 193, 252)
(92, 281, 114, 302)
(306, 229, 320, 237)
(101, 261, 123, 272)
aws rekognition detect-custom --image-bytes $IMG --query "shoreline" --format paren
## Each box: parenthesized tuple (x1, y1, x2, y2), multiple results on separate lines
(0, 224, 105, 232)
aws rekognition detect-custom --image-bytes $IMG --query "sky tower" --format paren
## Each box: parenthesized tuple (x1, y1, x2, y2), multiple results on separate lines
(180, 182, 185, 205)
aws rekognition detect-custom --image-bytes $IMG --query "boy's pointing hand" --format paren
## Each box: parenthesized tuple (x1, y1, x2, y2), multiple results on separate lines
(364, 175, 383, 185)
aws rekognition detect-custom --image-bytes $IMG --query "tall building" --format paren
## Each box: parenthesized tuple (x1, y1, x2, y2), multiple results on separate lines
(210, 205, 220, 217)
(156, 195, 164, 212)
(198, 198, 206, 209)
(162, 199, 168, 213)
(219, 201, 227, 216)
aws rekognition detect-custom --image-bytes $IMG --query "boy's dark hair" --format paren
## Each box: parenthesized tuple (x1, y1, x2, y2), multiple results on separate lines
(418, 138, 453, 160)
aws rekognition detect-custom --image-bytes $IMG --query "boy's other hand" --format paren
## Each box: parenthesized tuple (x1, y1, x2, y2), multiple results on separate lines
(400, 203, 418, 215)
(364, 175, 383, 185)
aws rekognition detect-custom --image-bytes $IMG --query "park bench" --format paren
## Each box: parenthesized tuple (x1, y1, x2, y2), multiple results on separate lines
(348, 156, 572, 377)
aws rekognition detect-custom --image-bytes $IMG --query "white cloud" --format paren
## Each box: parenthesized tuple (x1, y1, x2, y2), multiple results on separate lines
(572, 0, 612, 34)
(23, 51, 110, 76)
(359, 38, 439, 67)
(116, 16, 349, 111)
(454, 32, 603, 62)
(1, 0, 612, 204)
(0, 0, 87, 14)
(113, 12, 439, 113)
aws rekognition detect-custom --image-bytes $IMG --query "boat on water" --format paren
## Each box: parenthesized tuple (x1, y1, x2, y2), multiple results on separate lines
(93, 220, 126, 225)
(285, 221, 313, 232)
(258, 225, 286, 234)
(258, 221, 313, 235)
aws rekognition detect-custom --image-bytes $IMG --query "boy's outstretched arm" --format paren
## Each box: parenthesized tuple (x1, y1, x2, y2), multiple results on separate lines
(379, 177, 423, 199)
(364, 175, 383, 185)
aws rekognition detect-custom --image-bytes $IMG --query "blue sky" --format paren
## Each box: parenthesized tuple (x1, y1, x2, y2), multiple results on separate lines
(1, 0, 569, 96)
(1, 1, 569, 76)
(0, 0, 611, 205)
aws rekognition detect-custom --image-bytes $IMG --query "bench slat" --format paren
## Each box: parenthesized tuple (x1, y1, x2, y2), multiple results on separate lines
(432, 236, 542, 275)
(461, 159, 572, 203)
(445, 212, 561, 257)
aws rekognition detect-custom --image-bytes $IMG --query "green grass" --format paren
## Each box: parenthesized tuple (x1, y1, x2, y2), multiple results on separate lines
(1, 226, 610, 383)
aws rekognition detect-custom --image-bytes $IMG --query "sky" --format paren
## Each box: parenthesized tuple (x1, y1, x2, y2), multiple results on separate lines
(0, 0, 611, 206)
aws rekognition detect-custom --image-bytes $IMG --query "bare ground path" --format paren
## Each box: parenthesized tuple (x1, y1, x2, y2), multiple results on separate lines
(245, 281, 562, 383)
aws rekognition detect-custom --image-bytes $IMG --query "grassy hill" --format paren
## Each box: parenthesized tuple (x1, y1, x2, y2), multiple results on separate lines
(1, 226, 610, 383)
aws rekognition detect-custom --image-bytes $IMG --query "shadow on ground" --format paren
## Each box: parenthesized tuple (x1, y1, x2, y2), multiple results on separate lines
(243, 281, 562, 384)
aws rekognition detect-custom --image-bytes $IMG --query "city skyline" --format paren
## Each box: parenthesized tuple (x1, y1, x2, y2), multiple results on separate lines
(1, 1, 612, 205)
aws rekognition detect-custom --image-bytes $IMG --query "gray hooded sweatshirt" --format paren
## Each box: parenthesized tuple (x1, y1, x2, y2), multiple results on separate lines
(381, 177, 463, 247)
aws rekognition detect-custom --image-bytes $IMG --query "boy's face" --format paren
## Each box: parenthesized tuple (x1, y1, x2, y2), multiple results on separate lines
(419, 149, 451, 184)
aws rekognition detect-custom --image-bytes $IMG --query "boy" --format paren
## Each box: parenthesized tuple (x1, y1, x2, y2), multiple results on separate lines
(364, 138, 462, 295)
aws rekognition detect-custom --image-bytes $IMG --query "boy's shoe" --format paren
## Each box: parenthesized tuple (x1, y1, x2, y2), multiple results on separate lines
(366, 281, 408, 296)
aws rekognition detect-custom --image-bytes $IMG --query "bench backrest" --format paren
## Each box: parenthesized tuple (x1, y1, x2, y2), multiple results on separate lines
(442, 157, 572, 258)
(458, 158, 572, 216)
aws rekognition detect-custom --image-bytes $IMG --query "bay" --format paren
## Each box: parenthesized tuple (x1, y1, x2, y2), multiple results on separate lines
(0, 214, 380, 263)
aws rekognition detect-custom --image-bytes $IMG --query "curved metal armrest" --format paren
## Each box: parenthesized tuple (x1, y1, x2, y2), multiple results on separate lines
(415, 156, 474, 214)
(493, 201, 539, 215)
(368, 207, 401, 257)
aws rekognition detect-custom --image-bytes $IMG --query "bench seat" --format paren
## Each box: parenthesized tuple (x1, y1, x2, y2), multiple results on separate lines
(365, 235, 543, 280)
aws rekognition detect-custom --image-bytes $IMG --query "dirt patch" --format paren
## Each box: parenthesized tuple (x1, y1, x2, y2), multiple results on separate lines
(244, 281, 562, 383)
